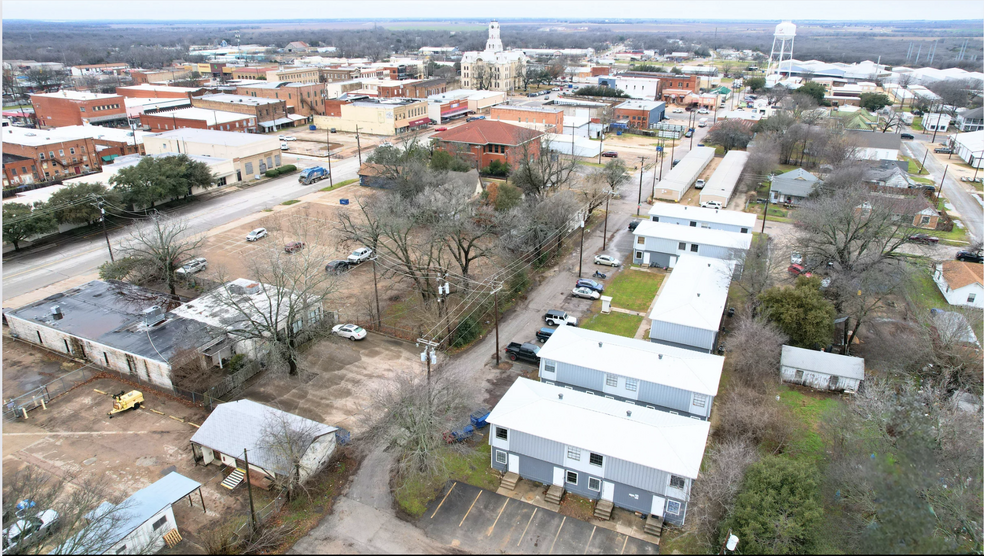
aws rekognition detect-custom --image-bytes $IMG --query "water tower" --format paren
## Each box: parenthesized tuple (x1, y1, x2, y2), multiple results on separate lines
(766, 21, 796, 86)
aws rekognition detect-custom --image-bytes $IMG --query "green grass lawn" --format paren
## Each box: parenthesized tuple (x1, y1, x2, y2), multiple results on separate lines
(933, 223, 970, 244)
(394, 444, 501, 517)
(778, 387, 842, 464)
(603, 269, 665, 312)
(902, 155, 930, 175)
(909, 175, 935, 185)
(319, 177, 358, 192)
(905, 262, 949, 314)
(911, 116, 924, 131)
(281, 199, 301, 206)
(581, 311, 644, 338)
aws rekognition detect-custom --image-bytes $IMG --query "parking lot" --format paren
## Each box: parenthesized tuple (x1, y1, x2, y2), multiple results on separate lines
(418, 481, 659, 554)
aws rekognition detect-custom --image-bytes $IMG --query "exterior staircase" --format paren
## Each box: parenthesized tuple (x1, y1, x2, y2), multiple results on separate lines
(220, 468, 245, 490)
(545, 485, 564, 506)
(501, 472, 520, 491)
(594, 499, 614, 520)
(644, 514, 664, 538)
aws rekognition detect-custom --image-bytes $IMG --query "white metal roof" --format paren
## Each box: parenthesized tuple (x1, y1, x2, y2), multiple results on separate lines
(199, 93, 283, 106)
(648, 254, 735, 331)
(1, 125, 92, 147)
(659, 146, 716, 194)
(780, 345, 865, 380)
(146, 128, 276, 148)
(152, 107, 251, 125)
(648, 202, 756, 229)
(700, 150, 749, 203)
(955, 130, 984, 153)
(488, 378, 710, 479)
(31, 90, 120, 101)
(537, 325, 723, 396)
(52, 125, 153, 145)
(634, 220, 753, 250)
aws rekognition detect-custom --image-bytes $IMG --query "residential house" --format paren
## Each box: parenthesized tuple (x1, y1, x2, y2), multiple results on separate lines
(143, 128, 281, 183)
(632, 220, 751, 268)
(862, 159, 913, 189)
(647, 254, 735, 353)
(780, 345, 865, 392)
(955, 107, 984, 132)
(58, 473, 203, 554)
(536, 325, 723, 420)
(652, 146, 716, 202)
(848, 130, 901, 161)
(30, 91, 127, 128)
(933, 260, 984, 308)
(190, 399, 338, 488)
(648, 202, 755, 234)
(4, 280, 227, 390)
(770, 168, 819, 204)
(488, 378, 710, 525)
(923, 112, 952, 133)
(431, 120, 543, 170)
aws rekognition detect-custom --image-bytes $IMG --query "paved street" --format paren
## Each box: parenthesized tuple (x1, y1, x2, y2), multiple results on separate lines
(902, 140, 983, 243)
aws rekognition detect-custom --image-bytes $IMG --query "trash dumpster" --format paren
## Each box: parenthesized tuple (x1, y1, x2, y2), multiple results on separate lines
(309, 125, 317, 131)
(340, 199, 349, 205)
(469, 408, 491, 429)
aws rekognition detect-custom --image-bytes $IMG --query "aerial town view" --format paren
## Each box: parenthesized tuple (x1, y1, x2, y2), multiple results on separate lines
(1, 1, 982, 553)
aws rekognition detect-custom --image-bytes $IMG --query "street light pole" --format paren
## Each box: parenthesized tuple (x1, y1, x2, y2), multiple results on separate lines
(578, 220, 585, 278)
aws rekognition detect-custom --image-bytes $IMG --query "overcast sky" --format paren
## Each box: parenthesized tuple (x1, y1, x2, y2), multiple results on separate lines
(3, 0, 982, 22)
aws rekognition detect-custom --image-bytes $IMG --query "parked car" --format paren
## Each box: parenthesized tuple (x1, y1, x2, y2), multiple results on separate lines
(466, 116, 486, 122)
(536, 327, 557, 343)
(278, 135, 288, 140)
(628, 220, 641, 231)
(956, 251, 984, 263)
(332, 324, 367, 341)
(934, 147, 953, 154)
(594, 254, 621, 267)
(2, 509, 59, 553)
(790, 251, 803, 265)
(504, 342, 541, 364)
(911, 109, 923, 116)
(672, 108, 684, 113)
(378, 141, 393, 148)
(572, 286, 602, 300)
(245, 228, 267, 242)
(695, 178, 706, 189)
(544, 309, 578, 327)
(575, 278, 604, 293)
(684, 129, 694, 138)
(700, 200, 723, 209)
(434, 126, 448, 131)
(347, 247, 373, 264)
(697, 108, 710, 114)
(280, 142, 289, 151)
(601, 151, 618, 158)
(175, 257, 207, 276)
(900, 133, 915, 140)
(325, 260, 351, 274)
(909, 184, 936, 193)
(908, 233, 940, 244)
(788, 264, 813, 278)
(284, 241, 306, 253)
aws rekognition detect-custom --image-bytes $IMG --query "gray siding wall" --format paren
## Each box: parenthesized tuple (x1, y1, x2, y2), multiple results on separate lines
(613, 482, 653, 514)
(650, 216, 750, 234)
(553, 362, 606, 391)
(638, 380, 699, 414)
(650, 321, 717, 352)
(510, 430, 565, 464)
(607, 455, 668, 493)
(632, 250, 673, 267)
(550, 364, 709, 419)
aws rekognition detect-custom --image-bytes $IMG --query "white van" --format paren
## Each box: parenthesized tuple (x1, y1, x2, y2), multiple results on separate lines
(698, 117, 709, 128)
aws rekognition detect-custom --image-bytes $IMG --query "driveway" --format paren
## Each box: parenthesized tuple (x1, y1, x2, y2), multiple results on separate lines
(418, 481, 658, 554)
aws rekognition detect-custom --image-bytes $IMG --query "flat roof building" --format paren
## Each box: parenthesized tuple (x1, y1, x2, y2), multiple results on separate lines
(698, 150, 749, 208)
(140, 107, 256, 133)
(632, 219, 751, 269)
(653, 146, 715, 202)
(144, 128, 283, 182)
(30, 90, 127, 128)
(648, 202, 756, 234)
(648, 254, 735, 353)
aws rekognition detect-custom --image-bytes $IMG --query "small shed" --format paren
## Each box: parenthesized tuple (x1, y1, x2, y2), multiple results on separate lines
(780, 345, 864, 393)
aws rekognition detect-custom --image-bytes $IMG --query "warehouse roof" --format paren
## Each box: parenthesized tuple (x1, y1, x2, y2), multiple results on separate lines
(648, 202, 756, 229)
(537, 325, 723, 396)
(658, 146, 716, 195)
(487, 378, 710, 479)
(648, 254, 735, 332)
(147, 127, 277, 147)
(781, 345, 865, 380)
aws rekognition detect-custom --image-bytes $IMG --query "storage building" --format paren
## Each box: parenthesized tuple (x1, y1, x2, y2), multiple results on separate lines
(780, 345, 864, 393)
(698, 150, 748, 208)
(632, 220, 751, 268)
(648, 202, 755, 234)
(648, 254, 734, 353)
(653, 146, 715, 201)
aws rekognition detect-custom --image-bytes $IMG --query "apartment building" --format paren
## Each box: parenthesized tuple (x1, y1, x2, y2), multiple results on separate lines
(2, 126, 101, 182)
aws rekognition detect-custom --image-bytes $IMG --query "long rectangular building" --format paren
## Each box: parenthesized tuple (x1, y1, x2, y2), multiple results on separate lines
(648, 202, 756, 234)
(648, 254, 734, 353)
(653, 146, 715, 202)
(698, 150, 749, 208)
(632, 220, 751, 268)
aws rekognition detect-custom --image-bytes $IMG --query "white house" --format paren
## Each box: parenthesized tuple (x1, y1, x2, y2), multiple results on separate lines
(190, 399, 338, 488)
(847, 131, 901, 161)
(488, 378, 710, 526)
(933, 260, 984, 308)
(955, 107, 984, 132)
(648, 202, 756, 234)
(632, 220, 751, 268)
(780, 345, 865, 393)
(923, 112, 952, 133)
(58, 472, 203, 554)
(649, 254, 735, 353)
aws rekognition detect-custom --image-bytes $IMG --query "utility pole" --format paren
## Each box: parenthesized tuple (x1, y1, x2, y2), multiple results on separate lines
(918, 149, 929, 174)
(243, 449, 257, 533)
(355, 124, 362, 166)
(636, 156, 647, 216)
(97, 199, 114, 262)
(936, 164, 948, 205)
(371, 258, 381, 328)
(602, 191, 612, 251)
(416, 339, 439, 383)
(578, 220, 585, 278)
(651, 136, 662, 199)
(493, 284, 502, 366)
(761, 178, 773, 233)
(326, 126, 334, 188)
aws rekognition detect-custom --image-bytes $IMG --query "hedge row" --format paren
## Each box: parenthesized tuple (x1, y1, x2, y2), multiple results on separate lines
(265, 164, 298, 178)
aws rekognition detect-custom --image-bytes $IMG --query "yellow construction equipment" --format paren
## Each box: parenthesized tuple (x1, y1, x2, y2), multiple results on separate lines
(108, 390, 144, 418)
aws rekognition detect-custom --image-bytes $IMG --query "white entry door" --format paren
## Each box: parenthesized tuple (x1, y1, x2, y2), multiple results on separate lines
(643, 252, 651, 266)
(668, 255, 678, 268)
(508, 454, 519, 474)
(651, 495, 666, 517)
(601, 481, 615, 502)
(552, 467, 565, 487)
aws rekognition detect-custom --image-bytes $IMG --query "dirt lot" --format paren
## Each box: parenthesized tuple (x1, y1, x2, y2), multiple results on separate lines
(2, 334, 85, 399)
(1, 376, 245, 550)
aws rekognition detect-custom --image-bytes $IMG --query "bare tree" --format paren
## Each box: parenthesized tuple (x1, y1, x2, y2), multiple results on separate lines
(259, 407, 336, 500)
(684, 437, 760, 549)
(510, 133, 579, 198)
(724, 316, 789, 387)
(418, 179, 498, 289)
(874, 110, 904, 133)
(500, 190, 582, 264)
(117, 212, 205, 295)
(705, 119, 755, 152)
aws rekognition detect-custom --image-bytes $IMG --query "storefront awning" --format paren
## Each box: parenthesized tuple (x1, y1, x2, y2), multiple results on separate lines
(440, 107, 469, 118)
(408, 117, 430, 127)
(100, 154, 119, 162)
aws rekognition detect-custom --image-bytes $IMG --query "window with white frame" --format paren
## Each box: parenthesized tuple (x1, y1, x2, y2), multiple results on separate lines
(969, 293, 977, 303)
(606, 374, 618, 387)
(678, 241, 686, 250)
(588, 477, 602, 491)
(589, 453, 603, 467)
(495, 450, 507, 465)
(625, 378, 638, 392)
(692, 394, 707, 408)
(637, 236, 645, 245)
(636, 251, 643, 259)
(690, 244, 699, 253)
(669, 475, 686, 489)
(665, 500, 682, 515)
(566, 470, 578, 485)
(544, 362, 556, 373)
(567, 446, 581, 460)
(496, 426, 508, 440)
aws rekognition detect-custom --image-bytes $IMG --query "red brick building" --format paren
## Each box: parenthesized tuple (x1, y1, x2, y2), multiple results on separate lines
(431, 120, 543, 170)
(2, 127, 101, 183)
(30, 91, 128, 128)
(235, 82, 327, 117)
(3, 153, 39, 187)
(141, 107, 256, 133)
(191, 94, 296, 132)
(490, 105, 564, 132)
(590, 66, 611, 76)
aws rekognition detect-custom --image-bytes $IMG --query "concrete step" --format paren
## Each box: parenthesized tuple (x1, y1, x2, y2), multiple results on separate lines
(501, 472, 520, 491)
(594, 499, 614, 520)
(644, 514, 664, 537)
(220, 468, 245, 490)
(545, 485, 564, 504)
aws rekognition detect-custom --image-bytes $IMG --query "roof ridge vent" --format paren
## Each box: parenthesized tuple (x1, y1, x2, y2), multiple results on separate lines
(558, 393, 564, 400)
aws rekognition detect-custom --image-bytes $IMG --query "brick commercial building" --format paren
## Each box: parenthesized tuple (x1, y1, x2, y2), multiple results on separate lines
(313, 97, 429, 135)
(228, 66, 275, 81)
(265, 66, 321, 84)
(319, 66, 362, 83)
(70, 63, 130, 77)
(50, 125, 150, 161)
(31, 91, 128, 128)
(235, 82, 327, 117)
(116, 84, 207, 100)
(141, 107, 256, 133)
(144, 128, 283, 182)
(377, 78, 446, 99)
(130, 68, 193, 85)
(191, 94, 303, 132)
(490, 105, 564, 133)
(2, 126, 101, 183)
(431, 119, 543, 170)
(3, 153, 39, 187)
(614, 99, 666, 130)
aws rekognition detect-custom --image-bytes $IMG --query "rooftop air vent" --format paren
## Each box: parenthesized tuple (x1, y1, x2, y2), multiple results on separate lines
(598, 342, 602, 348)
(658, 354, 663, 360)
(626, 410, 632, 417)
(245, 282, 261, 295)
(142, 306, 165, 326)
(51, 306, 63, 320)
(558, 393, 564, 400)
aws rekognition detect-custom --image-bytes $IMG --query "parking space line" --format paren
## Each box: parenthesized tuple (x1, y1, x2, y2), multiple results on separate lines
(518, 507, 537, 546)
(458, 491, 482, 527)
(584, 526, 596, 554)
(486, 499, 509, 537)
(430, 482, 457, 519)
(549, 516, 566, 554)
(620, 534, 629, 554)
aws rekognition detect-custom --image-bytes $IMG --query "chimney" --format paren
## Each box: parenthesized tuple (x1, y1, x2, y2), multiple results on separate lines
(50, 306, 63, 320)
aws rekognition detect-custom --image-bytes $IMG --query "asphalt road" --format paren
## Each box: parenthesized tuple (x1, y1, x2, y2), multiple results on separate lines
(901, 140, 983, 244)
(1, 153, 363, 301)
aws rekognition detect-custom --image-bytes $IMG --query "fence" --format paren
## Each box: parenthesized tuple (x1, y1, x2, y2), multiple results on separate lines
(232, 488, 288, 541)
(2, 365, 100, 421)
(205, 361, 264, 401)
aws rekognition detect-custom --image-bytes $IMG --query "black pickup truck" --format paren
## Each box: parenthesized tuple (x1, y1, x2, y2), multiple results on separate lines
(505, 342, 541, 364)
